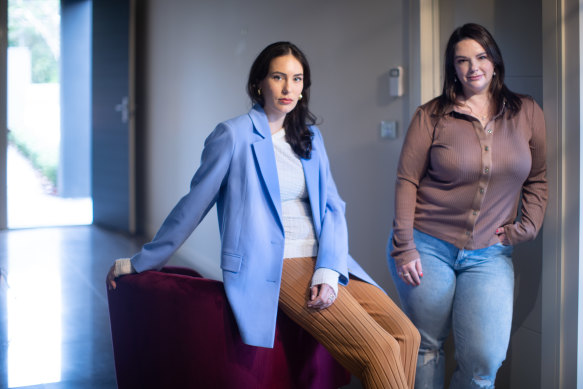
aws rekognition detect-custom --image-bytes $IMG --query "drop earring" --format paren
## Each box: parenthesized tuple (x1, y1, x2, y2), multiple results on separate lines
(257, 88, 262, 96)
(299, 94, 303, 100)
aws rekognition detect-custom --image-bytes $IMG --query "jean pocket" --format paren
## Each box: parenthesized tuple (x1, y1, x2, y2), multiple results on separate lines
(493, 242, 514, 256)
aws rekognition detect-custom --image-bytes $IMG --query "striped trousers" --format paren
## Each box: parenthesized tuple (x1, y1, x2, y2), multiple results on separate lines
(279, 257, 420, 389)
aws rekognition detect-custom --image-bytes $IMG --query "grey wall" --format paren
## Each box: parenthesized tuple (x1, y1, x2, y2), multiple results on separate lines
(439, 1, 543, 388)
(138, 0, 408, 302)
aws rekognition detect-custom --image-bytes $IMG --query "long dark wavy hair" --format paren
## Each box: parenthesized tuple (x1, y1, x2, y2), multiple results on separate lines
(434, 23, 522, 117)
(247, 42, 316, 159)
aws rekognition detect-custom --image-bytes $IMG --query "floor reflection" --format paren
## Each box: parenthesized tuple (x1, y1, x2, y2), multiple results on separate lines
(7, 230, 62, 387)
(0, 226, 147, 389)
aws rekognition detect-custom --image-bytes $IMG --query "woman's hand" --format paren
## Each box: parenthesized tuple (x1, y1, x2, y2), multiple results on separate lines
(495, 227, 511, 246)
(106, 258, 135, 291)
(307, 283, 336, 310)
(397, 258, 423, 286)
(106, 264, 118, 291)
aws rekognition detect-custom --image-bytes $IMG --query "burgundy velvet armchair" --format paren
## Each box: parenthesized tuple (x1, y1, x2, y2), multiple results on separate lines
(107, 266, 350, 389)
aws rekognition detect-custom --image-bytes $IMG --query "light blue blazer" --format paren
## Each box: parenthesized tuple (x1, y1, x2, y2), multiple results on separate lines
(131, 104, 378, 348)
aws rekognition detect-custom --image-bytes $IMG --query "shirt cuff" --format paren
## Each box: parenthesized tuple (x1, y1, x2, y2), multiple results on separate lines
(113, 258, 136, 277)
(311, 268, 339, 297)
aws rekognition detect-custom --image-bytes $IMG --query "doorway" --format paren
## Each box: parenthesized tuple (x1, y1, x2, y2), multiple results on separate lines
(7, 0, 92, 229)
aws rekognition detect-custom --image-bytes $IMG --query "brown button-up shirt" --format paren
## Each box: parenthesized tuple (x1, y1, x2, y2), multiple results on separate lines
(391, 96, 548, 266)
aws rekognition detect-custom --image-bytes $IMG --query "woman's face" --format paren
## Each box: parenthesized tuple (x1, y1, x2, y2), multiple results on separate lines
(259, 54, 304, 121)
(453, 38, 495, 97)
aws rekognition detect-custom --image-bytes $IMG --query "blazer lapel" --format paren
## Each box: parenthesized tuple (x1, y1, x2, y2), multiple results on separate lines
(249, 106, 283, 229)
(302, 146, 322, 236)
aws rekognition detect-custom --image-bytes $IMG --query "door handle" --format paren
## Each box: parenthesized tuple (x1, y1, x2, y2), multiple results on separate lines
(115, 96, 129, 124)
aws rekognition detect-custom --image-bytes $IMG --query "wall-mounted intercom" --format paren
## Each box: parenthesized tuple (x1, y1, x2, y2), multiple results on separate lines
(389, 66, 404, 97)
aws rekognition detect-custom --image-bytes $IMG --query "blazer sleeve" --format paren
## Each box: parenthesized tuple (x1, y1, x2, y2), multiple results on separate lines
(130, 122, 236, 273)
(311, 128, 351, 285)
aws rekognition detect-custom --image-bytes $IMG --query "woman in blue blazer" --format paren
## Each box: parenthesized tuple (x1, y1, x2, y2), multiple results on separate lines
(107, 42, 419, 389)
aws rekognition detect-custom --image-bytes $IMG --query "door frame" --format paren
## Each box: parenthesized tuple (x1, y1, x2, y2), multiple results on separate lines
(541, 0, 581, 387)
(0, 0, 7, 230)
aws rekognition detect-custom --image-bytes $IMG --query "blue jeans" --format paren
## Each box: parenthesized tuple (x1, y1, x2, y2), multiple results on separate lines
(387, 229, 514, 389)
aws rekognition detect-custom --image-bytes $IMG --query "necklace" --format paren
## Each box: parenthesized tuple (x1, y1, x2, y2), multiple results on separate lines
(463, 99, 491, 123)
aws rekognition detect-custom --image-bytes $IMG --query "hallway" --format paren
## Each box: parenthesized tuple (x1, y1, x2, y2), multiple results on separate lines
(0, 225, 147, 388)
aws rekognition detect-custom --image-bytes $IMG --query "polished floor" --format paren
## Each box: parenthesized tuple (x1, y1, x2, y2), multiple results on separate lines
(0, 225, 148, 389)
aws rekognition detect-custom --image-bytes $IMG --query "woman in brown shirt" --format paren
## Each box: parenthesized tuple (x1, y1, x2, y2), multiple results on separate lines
(387, 23, 547, 388)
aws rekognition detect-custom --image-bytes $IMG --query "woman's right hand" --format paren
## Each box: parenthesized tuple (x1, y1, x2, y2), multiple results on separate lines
(106, 258, 134, 291)
(106, 264, 118, 291)
(396, 258, 423, 286)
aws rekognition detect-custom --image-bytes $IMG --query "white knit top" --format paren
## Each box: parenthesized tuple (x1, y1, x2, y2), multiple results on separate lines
(272, 129, 319, 258)
(272, 129, 338, 296)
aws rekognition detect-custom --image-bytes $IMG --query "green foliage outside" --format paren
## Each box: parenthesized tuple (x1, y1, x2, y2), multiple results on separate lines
(8, 0, 60, 188)
(8, 130, 57, 186)
(9, 0, 60, 83)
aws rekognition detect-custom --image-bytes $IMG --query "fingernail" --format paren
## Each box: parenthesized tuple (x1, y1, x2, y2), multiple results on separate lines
(420, 272, 424, 277)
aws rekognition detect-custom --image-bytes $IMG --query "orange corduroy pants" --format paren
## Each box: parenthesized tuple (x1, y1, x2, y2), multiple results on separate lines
(279, 257, 420, 389)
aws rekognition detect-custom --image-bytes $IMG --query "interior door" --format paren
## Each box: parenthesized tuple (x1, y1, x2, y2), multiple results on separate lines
(91, 0, 135, 233)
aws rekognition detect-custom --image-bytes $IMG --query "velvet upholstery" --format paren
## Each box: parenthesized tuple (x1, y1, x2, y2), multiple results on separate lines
(107, 267, 350, 388)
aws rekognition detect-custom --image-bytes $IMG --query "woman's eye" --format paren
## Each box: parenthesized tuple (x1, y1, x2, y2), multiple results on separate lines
(294, 77, 303, 82)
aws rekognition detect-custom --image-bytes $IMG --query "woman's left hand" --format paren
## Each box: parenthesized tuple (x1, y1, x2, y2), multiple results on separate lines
(496, 227, 511, 245)
(307, 283, 336, 310)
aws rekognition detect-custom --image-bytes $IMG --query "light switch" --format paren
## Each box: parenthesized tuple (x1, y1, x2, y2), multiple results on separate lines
(380, 121, 398, 139)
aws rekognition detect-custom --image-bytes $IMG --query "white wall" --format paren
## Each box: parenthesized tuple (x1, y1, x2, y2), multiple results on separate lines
(139, 0, 408, 300)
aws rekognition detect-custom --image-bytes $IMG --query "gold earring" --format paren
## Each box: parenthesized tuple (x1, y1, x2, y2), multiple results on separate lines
(257, 88, 262, 96)
(299, 94, 303, 100)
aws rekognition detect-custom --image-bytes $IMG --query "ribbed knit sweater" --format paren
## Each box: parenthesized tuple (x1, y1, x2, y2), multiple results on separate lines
(271, 129, 318, 258)
(391, 96, 548, 266)
(272, 129, 339, 295)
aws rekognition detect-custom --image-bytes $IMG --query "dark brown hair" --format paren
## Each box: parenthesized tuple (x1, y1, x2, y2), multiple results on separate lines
(247, 42, 316, 159)
(434, 23, 522, 117)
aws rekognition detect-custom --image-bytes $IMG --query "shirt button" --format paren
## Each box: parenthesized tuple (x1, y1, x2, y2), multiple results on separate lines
(485, 146, 489, 151)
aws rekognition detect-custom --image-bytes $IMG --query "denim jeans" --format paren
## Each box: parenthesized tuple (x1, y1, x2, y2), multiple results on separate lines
(387, 229, 514, 389)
